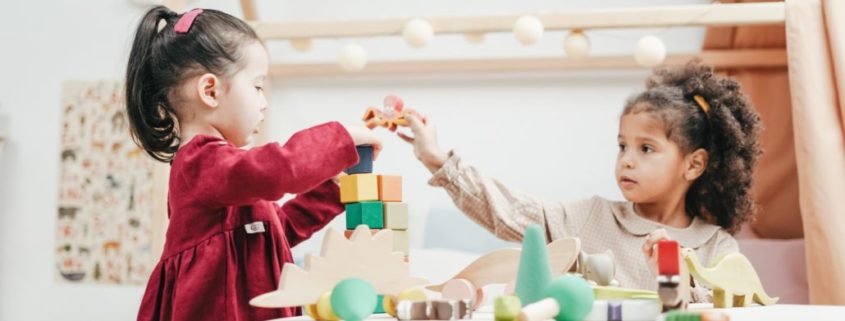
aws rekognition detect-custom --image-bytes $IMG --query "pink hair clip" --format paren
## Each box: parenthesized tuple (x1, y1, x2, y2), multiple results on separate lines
(174, 8, 203, 34)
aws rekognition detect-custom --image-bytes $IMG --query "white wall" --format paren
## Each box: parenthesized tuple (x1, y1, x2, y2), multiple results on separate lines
(0, 1, 705, 320)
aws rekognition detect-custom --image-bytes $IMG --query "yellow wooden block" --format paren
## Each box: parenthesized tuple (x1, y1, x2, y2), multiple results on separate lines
(340, 174, 378, 204)
(392, 229, 409, 255)
(378, 175, 402, 202)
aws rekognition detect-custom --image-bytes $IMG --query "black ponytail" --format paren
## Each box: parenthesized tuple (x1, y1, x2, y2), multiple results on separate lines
(125, 6, 259, 162)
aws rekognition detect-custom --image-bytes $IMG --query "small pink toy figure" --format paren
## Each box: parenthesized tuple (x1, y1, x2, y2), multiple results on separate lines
(363, 95, 426, 132)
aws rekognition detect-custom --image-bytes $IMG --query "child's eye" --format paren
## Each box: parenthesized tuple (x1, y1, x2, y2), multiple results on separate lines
(255, 86, 264, 92)
(618, 143, 626, 152)
(641, 145, 654, 153)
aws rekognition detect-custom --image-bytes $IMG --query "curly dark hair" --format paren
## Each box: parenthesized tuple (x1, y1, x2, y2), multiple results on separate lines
(622, 60, 763, 233)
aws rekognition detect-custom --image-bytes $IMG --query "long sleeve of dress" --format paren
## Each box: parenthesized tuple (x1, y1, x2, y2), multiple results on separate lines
(184, 122, 358, 208)
(276, 180, 345, 247)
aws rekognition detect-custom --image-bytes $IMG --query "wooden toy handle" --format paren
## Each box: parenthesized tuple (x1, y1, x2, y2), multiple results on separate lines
(517, 298, 559, 321)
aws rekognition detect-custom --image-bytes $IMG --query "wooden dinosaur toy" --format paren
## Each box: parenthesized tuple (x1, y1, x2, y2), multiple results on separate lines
(681, 248, 778, 308)
(250, 226, 428, 309)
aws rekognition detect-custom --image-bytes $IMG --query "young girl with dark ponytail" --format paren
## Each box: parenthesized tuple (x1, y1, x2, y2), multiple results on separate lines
(126, 6, 382, 321)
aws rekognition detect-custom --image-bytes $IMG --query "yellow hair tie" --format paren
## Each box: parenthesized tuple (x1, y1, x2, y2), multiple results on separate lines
(693, 95, 710, 117)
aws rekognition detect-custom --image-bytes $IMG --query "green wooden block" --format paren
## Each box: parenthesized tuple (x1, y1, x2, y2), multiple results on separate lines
(383, 202, 409, 230)
(346, 201, 384, 229)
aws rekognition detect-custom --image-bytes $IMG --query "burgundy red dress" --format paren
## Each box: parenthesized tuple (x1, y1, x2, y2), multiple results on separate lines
(137, 122, 358, 321)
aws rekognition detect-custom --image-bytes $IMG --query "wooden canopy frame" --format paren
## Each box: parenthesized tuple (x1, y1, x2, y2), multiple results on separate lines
(164, 1, 787, 77)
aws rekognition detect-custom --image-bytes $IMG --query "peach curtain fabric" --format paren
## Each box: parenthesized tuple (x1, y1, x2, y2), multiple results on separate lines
(703, 0, 803, 239)
(785, 0, 845, 304)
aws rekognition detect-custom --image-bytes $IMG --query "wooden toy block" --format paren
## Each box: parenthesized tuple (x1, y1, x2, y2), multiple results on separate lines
(392, 229, 409, 255)
(383, 202, 409, 230)
(682, 248, 778, 308)
(378, 175, 403, 202)
(346, 201, 384, 229)
(383, 288, 428, 317)
(340, 174, 378, 204)
(658, 240, 681, 276)
(495, 295, 522, 321)
(656, 240, 685, 311)
(250, 226, 428, 309)
(373, 295, 385, 313)
(583, 300, 662, 321)
(345, 145, 374, 174)
(395, 299, 472, 320)
(344, 229, 381, 239)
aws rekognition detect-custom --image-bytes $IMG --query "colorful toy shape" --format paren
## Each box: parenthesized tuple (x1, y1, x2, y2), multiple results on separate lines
(383, 288, 428, 317)
(377, 175, 403, 202)
(681, 248, 778, 308)
(663, 310, 731, 321)
(395, 299, 473, 320)
(583, 299, 661, 321)
(249, 226, 428, 308)
(331, 278, 377, 321)
(383, 202, 409, 230)
(517, 274, 595, 321)
(427, 237, 581, 305)
(495, 295, 522, 321)
(657, 240, 685, 310)
(345, 145, 375, 174)
(592, 286, 658, 301)
(345, 201, 384, 229)
(362, 95, 426, 132)
(575, 250, 619, 287)
(515, 225, 553, 306)
(340, 174, 379, 203)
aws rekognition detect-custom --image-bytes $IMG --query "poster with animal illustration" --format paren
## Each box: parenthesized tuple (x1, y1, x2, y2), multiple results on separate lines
(56, 81, 155, 285)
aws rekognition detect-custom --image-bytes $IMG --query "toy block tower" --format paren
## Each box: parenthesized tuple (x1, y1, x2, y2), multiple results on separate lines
(340, 145, 410, 314)
(340, 145, 410, 260)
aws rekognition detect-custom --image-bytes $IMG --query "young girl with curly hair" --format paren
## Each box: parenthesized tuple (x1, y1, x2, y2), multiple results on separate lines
(398, 60, 762, 301)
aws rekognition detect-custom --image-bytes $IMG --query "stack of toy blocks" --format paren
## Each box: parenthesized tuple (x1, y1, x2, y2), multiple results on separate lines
(340, 145, 410, 259)
(340, 145, 410, 314)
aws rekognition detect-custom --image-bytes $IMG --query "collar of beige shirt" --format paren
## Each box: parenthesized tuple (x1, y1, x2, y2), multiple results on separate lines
(610, 201, 722, 248)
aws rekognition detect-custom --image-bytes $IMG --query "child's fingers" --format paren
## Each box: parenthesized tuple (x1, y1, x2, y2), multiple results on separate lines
(406, 114, 425, 132)
(397, 132, 415, 144)
(642, 229, 669, 256)
(371, 141, 383, 160)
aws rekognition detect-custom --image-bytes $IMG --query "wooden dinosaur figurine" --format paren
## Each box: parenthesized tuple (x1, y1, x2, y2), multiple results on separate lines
(681, 248, 778, 308)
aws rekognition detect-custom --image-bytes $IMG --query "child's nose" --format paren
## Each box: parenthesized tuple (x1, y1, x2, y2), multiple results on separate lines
(620, 155, 635, 168)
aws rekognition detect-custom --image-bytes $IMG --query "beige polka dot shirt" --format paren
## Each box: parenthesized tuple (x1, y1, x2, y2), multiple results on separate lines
(428, 152, 739, 301)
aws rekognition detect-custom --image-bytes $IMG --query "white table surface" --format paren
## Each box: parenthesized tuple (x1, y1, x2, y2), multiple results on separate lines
(269, 304, 845, 321)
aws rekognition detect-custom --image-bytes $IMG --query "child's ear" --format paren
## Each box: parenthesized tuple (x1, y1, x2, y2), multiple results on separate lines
(196, 73, 219, 108)
(684, 148, 709, 181)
